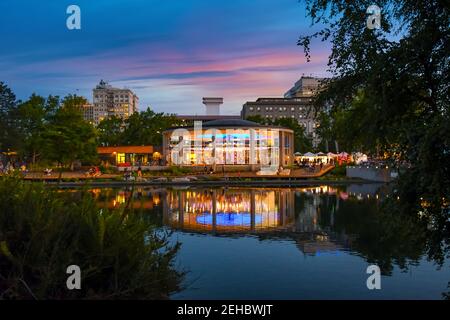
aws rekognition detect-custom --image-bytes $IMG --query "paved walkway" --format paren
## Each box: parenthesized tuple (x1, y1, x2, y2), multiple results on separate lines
(22, 171, 118, 180)
(210, 164, 335, 179)
(18, 164, 334, 180)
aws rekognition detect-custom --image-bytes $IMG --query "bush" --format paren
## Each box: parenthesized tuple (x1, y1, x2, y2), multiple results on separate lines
(0, 177, 183, 299)
(330, 164, 347, 177)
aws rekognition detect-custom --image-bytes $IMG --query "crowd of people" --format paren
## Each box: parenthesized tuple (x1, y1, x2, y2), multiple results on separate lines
(294, 158, 334, 172)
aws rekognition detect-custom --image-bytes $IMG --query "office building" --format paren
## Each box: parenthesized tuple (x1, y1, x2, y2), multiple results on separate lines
(91, 80, 139, 125)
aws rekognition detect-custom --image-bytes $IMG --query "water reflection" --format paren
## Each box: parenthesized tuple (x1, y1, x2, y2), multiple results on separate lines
(83, 184, 449, 299)
(165, 189, 294, 233)
(88, 184, 387, 255)
(89, 185, 388, 237)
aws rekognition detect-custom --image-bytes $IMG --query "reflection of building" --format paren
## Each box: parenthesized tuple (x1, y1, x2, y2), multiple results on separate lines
(162, 119, 294, 169)
(97, 146, 162, 167)
(164, 189, 295, 233)
(91, 188, 162, 210)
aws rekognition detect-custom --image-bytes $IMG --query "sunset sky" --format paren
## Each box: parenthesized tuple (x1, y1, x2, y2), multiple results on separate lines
(0, 0, 331, 114)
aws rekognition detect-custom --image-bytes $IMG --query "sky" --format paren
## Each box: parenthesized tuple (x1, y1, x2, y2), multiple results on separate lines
(0, 0, 331, 115)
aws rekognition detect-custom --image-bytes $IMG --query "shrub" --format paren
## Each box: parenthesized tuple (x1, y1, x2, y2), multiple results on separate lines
(330, 164, 347, 177)
(0, 177, 183, 299)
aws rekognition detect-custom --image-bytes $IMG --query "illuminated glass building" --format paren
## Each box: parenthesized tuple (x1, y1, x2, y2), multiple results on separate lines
(162, 119, 294, 169)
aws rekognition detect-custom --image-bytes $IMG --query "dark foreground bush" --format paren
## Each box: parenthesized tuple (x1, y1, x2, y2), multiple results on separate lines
(0, 177, 183, 299)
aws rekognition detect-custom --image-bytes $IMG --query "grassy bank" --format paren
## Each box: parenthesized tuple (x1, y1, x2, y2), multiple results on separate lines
(0, 176, 183, 299)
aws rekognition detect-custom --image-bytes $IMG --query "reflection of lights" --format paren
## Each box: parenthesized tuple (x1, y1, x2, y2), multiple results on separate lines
(169, 190, 283, 231)
(117, 194, 126, 204)
(196, 212, 263, 227)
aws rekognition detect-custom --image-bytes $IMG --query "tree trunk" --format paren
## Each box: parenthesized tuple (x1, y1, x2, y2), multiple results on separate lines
(58, 162, 63, 184)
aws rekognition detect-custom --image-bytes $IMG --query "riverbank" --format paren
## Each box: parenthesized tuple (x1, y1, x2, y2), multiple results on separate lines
(19, 164, 336, 181)
(45, 178, 380, 188)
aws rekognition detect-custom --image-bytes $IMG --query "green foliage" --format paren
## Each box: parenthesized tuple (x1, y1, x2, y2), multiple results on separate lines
(0, 177, 183, 299)
(245, 115, 313, 152)
(12, 94, 59, 164)
(299, 0, 450, 213)
(0, 82, 19, 151)
(273, 117, 313, 153)
(1, 88, 98, 171)
(41, 97, 98, 171)
(169, 166, 193, 175)
(329, 164, 347, 177)
(97, 116, 124, 146)
(98, 107, 183, 147)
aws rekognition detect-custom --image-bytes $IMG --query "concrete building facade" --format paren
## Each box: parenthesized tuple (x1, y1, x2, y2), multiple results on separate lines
(91, 80, 139, 125)
(241, 76, 327, 147)
(241, 97, 318, 144)
(284, 76, 326, 98)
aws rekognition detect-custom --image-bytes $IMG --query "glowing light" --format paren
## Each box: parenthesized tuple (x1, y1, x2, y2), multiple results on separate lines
(196, 212, 263, 227)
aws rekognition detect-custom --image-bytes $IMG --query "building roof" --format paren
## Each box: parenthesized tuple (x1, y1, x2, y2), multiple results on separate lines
(201, 119, 262, 127)
(97, 146, 154, 154)
(243, 97, 312, 105)
(164, 118, 293, 132)
(176, 115, 240, 121)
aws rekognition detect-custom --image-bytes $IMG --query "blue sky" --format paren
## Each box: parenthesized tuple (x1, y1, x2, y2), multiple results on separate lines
(0, 0, 331, 114)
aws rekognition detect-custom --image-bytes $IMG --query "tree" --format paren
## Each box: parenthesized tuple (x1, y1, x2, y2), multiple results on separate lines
(272, 117, 313, 153)
(245, 115, 313, 152)
(12, 94, 60, 165)
(97, 116, 124, 146)
(0, 82, 18, 152)
(123, 108, 182, 146)
(41, 95, 98, 173)
(98, 107, 183, 147)
(298, 0, 450, 215)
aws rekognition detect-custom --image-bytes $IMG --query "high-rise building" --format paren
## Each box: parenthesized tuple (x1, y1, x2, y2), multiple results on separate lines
(79, 103, 95, 125)
(91, 80, 139, 125)
(284, 76, 326, 98)
(241, 76, 327, 147)
(241, 97, 318, 142)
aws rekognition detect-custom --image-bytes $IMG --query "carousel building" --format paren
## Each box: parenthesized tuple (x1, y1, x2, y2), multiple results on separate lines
(162, 119, 294, 170)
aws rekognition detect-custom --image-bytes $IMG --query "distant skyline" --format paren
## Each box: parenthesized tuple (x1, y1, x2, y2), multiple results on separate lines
(0, 0, 331, 115)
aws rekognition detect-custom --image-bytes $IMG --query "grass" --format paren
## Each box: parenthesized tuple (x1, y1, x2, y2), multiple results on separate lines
(0, 176, 183, 299)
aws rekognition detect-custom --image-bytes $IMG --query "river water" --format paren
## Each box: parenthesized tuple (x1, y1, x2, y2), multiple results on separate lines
(87, 183, 450, 299)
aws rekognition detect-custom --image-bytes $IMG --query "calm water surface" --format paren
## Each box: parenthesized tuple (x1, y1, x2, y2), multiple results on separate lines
(88, 184, 450, 299)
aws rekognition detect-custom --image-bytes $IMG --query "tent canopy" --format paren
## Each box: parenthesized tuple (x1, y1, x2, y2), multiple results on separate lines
(303, 152, 316, 157)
